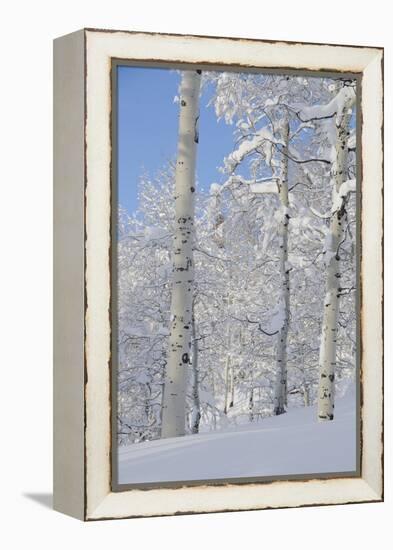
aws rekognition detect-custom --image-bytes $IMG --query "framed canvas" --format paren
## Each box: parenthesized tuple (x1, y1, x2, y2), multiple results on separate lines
(53, 28, 383, 521)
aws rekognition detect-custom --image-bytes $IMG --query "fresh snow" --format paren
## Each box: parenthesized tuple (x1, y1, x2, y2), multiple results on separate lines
(224, 175, 279, 194)
(118, 387, 356, 484)
(331, 178, 356, 213)
(250, 181, 279, 194)
(267, 300, 286, 332)
(224, 128, 278, 171)
(348, 128, 356, 150)
(210, 182, 222, 195)
(144, 225, 170, 240)
(299, 86, 355, 123)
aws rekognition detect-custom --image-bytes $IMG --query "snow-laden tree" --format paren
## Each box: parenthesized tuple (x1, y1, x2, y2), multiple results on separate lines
(298, 82, 357, 420)
(205, 72, 337, 415)
(117, 168, 175, 444)
(161, 70, 201, 438)
(204, 73, 354, 414)
(117, 71, 357, 446)
(193, 176, 285, 424)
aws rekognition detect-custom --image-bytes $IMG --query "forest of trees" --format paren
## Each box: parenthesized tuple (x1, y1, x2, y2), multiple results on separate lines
(117, 70, 357, 445)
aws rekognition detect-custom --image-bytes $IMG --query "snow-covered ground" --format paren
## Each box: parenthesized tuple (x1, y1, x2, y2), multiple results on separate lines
(118, 387, 357, 485)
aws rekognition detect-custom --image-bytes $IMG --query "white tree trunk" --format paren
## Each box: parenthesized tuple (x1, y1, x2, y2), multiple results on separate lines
(317, 88, 355, 421)
(224, 278, 234, 415)
(224, 330, 233, 414)
(161, 71, 201, 438)
(211, 374, 217, 430)
(273, 120, 290, 415)
(190, 310, 201, 434)
(229, 365, 235, 408)
(224, 300, 236, 414)
(303, 385, 310, 407)
(248, 366, 255, 422)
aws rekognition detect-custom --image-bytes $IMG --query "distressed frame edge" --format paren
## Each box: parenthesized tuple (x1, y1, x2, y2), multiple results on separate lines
(53, 29, 86, 520)
(358, 48, 384, 500)
(74, 29, 382, 521)
(110, 61, 364, 494)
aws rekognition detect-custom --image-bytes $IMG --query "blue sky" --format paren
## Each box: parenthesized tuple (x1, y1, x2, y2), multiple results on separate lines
(117, 66, 235, 214)
(117, 67, 357, 215)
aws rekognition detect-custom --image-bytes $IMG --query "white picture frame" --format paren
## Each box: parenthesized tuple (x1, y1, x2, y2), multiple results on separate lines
(53, 28, 383, 520)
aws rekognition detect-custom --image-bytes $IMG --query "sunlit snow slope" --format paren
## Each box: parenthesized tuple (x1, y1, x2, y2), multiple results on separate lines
(118, 388, 357, 484)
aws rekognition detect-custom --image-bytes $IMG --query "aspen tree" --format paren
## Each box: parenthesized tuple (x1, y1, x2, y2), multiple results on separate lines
(190, 306, 201, 434)
(273, 118, 290, 415)
(161, 70, 201, 438)
(317, 85, 355, 421)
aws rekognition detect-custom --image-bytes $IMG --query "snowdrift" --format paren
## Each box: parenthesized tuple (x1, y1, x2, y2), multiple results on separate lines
(118, 387, 356, 485)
